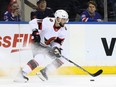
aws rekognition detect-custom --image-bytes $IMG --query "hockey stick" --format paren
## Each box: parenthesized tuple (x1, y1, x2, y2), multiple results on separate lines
(61, 55, 103, 77)
(33, 45, 103, 77)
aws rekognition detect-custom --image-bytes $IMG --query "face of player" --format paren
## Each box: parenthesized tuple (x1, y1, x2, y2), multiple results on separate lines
(88, 4, 96, 14)
(56, 17, 68, 27)
(38, 1, 47, 11)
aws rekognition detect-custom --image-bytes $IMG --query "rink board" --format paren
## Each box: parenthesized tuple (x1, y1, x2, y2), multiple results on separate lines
(0, 22, 116, 76)
(28, 66, 116, 76)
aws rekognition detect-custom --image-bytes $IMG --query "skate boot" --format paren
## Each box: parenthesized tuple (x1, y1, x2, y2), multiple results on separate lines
(14, 69, 29, 83)
(22, 71, 29, 82)
(37, 69, 48, 81)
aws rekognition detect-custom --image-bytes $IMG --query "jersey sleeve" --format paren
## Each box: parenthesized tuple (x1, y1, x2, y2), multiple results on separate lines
(29, 19, 42, 32)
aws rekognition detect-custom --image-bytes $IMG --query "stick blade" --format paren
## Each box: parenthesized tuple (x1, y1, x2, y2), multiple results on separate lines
(92, 69, 103, 77)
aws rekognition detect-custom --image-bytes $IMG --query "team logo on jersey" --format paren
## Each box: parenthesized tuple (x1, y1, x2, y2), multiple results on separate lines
(44, 37, 56, 45)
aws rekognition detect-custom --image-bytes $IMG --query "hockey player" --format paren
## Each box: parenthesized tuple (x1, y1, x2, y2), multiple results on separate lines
(14, 9, 69, 82)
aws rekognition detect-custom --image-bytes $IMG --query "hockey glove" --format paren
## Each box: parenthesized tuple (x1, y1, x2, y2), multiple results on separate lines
(32, 29, 41, 43)
(52, 47, 61, 57)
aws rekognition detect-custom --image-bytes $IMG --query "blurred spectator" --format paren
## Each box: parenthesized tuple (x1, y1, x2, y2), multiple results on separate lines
(80, 0, 102, 22)
(0, 0, 10, 21)
(94, 0, 104, 19)
(65, 0, 81, 21)
(30, 0, 54, 20)
(46, 0, 81, 21)
(113, 1, 116, 20)
(109, 0, 116, 21)
(3, 1, 21, 21)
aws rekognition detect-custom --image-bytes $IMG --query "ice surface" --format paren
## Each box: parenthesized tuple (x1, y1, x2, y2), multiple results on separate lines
(0, 75, 116, 87)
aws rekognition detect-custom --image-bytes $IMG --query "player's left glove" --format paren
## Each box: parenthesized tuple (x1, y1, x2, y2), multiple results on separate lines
(52, 47, 62, 57)
(32, 29, 41, 43)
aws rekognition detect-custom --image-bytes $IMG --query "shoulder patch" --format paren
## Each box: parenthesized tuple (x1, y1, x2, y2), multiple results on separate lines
(65, 27, 67, 30)
(49, 19, 53, 22)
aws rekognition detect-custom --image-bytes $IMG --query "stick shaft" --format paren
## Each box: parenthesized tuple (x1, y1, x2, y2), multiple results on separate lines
(61, 55, 103, 77)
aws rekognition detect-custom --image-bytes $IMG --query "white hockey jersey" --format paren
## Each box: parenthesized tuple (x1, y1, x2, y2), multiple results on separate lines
(29, 17, 67, 48)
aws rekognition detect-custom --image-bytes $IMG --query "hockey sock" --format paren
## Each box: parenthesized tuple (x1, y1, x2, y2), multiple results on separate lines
(43, 58, 64, 74)
(22, 59, 39, 75)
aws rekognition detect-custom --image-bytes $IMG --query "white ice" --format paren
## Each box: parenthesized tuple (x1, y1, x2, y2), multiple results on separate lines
(0, 75, 116, 87)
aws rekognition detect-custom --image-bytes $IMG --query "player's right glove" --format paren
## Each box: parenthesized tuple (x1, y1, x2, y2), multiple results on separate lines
(52, 47, 62, 57)
(32, 29, 41, 43)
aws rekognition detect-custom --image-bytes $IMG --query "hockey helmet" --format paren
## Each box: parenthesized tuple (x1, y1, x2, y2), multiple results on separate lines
(54, 9, 69, 23)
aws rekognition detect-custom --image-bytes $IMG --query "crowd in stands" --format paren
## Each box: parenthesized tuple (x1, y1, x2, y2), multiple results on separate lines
(4, 1, 21, 21)
(0, 0, 20, 21)
(30, 0, 54, 20)
(0, 0, 11, 21)
(0, 0, 116, 22)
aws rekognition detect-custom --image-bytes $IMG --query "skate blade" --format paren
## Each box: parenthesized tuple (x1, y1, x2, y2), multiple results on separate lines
(13, 78, 28, 83)
(36, 73, 46, 81)
(13, 68, 29, 83)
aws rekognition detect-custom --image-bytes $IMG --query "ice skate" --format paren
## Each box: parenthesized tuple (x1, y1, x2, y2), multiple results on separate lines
(36, 69, 48, 81)
(14, 69, 29, 83)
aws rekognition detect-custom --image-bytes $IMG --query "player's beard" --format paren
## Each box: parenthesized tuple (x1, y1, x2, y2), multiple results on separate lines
(59, 22, 64, 27)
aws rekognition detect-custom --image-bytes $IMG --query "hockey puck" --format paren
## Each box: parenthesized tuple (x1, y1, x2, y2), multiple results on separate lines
(90, 79, 95, 81)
